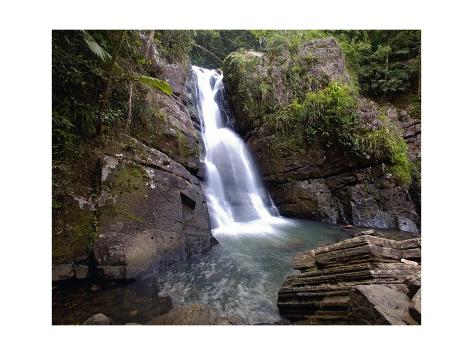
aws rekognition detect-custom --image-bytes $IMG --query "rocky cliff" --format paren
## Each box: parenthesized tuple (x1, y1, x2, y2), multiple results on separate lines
(223, 38, 421, 232)
(52, 36, 214, 281)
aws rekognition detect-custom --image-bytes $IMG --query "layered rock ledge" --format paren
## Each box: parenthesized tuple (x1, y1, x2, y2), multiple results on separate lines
(277, 232, 421, 325)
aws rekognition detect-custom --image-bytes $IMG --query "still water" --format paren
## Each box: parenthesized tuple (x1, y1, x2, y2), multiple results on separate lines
(152, 219, 350, 324)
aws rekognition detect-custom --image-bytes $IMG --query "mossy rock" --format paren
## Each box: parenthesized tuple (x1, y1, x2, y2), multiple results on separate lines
(99, 163, 149, 227)
(52, 198, 96, 264)
(128, 84, 200, 171)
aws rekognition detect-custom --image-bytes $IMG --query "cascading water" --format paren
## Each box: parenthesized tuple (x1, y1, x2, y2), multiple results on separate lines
(192, 66, 285, 236)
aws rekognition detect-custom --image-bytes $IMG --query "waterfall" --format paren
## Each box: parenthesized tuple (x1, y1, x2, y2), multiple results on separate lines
(192, 66, 286, 236)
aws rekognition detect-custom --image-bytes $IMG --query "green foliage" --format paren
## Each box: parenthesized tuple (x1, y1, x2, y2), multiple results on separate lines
(361, 117, 413, 185)
(136, 75, 173, 95)
(270, 82, 359, 146)
(408, 95, 421, 119)
(52, 30, 138, 143)
(223, 50, 269, 126)
(154, 30, 194, 63)
(329, 30, 421, 99)
(222, 31, 418, 184)
(251, 30, 325, 53)
(200, 30, 420, 100)
(191, 30, 259, 68)
(81, 30, 111, 61)
(268, 82, 413, 185)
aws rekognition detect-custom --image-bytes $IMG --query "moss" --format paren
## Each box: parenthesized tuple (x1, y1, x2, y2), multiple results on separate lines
(360, 110, 413, 185)
(131, 93, 167, 148)
(301, 53, 320, 66)
(99, 163, 150, 227)
(267, 82, 358, 144)
(387, 141, 412, 185)
(223, 50, 270, 129)
(362, 127, 412, 185)
(408, 95, 421, 120)
(52, 201, 96, 263)
(266, 81, 413, 185)
(176, 130, 192, 161)
(112, 165, 147, 194)
(101, 204, 146, 224)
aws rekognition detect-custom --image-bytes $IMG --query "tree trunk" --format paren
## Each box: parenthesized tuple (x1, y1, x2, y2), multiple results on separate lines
(126, 82, 133, 132)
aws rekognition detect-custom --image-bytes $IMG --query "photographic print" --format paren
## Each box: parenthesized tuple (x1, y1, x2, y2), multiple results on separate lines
(52, 30, 421, 325)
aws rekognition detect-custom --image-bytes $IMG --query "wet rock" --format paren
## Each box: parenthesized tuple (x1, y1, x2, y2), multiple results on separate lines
(82, 313, 111, 325)
(278, 235, 421, 325)
(147, 304, 238, 325)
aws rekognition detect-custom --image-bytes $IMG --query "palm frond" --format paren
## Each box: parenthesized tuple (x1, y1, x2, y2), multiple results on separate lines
(136, 75, 173, 95)
(81, 30, 111, 61)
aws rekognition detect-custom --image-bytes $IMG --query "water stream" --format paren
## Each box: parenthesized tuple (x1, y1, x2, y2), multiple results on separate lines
(192, 66, 285, 236)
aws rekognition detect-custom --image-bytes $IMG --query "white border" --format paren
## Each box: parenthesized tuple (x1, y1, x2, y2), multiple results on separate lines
(1, 1, 472, 354)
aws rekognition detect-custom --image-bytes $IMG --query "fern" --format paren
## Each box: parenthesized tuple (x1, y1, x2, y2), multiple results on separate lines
(81, 30, 111, 61)
(136, 75, 173, 95)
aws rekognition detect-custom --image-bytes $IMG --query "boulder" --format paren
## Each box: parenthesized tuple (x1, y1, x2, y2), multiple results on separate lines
(94, 134, 214, 279)
(146, 304, 239, 325)
(278, 235, 421, 325)
(52, 263, 88, 282)
(82, 313, 111, 325)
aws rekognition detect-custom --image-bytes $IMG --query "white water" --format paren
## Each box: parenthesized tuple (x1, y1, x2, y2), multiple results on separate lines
(192, 66, 287, 236)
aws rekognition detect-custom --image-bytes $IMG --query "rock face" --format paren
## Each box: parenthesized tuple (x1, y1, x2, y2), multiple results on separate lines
(93, 134, 214, 279)
(223, 37, 420, 232)
(53, 37, 214, 281)
(277, 233, 421, 325)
